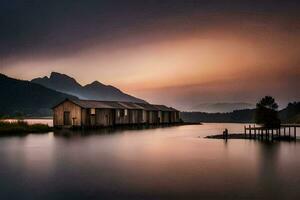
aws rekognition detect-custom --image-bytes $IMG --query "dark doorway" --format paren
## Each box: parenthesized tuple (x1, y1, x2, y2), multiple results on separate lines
(63, 111, 71, 125)
(90, 115, 96, 126)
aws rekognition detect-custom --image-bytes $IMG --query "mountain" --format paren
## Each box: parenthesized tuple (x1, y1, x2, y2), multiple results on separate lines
(32, 72, 147, 103)
(191, 102, 254, 113)
(0, 73, 77, 117)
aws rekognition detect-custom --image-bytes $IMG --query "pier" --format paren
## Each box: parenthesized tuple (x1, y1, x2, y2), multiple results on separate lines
(244, 124, 299, 141)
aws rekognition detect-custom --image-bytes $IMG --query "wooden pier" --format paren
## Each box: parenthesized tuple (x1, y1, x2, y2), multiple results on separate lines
(244, 124, 299, 141)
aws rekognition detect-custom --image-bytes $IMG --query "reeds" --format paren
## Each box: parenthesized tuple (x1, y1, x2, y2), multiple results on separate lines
(0, 120, 52, 134)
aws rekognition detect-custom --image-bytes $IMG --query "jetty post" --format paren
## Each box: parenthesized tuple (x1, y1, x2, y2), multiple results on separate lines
(244, 124, 298, 141)
(271, 129, 274, 141)
(249, 125, 252, 139)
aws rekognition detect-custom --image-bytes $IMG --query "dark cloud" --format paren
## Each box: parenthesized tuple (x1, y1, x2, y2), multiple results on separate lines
(1, 0, 299, 61)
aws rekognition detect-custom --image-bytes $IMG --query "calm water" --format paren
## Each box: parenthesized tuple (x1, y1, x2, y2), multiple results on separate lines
(0, 121, 300, 199)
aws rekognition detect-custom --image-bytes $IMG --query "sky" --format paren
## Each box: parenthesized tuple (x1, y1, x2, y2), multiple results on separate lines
(0, 0, 299, 110)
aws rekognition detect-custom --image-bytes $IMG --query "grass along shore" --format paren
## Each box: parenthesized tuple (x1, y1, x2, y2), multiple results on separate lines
(0, 120, 52, 134)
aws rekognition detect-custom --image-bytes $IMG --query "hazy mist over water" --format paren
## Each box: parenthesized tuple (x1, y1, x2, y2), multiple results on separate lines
(0, 122, 300, 199)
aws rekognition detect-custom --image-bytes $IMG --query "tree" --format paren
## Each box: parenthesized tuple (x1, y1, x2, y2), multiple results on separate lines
(255, 96, 281, 128)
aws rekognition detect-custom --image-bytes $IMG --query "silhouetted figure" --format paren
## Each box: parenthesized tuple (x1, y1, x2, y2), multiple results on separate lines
(223, 128, 228, 139)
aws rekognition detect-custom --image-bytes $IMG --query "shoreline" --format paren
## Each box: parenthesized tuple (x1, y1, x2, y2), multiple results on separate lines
(0, 117, 53, 120)
(0, 121, 200, 136)
(205, 133, 299, 141)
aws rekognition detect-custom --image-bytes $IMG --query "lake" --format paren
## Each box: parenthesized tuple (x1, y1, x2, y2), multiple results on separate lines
(0, 121, 300, 199)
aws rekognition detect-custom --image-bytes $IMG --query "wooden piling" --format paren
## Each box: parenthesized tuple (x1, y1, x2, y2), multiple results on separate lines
(271, 129, 274, 140)
(249, 125, 251, 139)
(244, 124, 298, 141)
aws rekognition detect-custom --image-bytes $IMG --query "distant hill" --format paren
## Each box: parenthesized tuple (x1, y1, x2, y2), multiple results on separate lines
(0, 74, 77, 117)
(279, 102, 300, 123)
(32, 72, 147, 103)
(182, 102, 300, 123)
(191, 102, 254, 113)
(181, 109, 256, 123)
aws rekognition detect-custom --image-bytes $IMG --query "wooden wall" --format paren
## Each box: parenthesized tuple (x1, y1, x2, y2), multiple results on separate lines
(95, 108, 114, 126)
(53, 100, 181, 127)
(129, 110, 143, 124)
(148, 111, 159, 124)
(163, 111, 169, 123)
(115, 109, 129, 125)
(53, 101, 82, 127)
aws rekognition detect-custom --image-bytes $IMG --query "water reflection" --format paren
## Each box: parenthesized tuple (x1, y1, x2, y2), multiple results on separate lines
(53, 124, 184, 137)
(0, 123, 300, 199)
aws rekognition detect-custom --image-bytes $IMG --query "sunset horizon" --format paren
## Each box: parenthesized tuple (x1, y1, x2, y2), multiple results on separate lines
(1, 0, 299, 110)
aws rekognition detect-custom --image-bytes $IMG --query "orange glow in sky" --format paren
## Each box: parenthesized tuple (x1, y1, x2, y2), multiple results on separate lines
(1, 14, 299, 109)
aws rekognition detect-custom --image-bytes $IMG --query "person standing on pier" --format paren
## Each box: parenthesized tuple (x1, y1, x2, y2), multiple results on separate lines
(223, 128, 228, 139)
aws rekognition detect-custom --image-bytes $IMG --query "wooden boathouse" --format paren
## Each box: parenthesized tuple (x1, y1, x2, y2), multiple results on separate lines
(52, 98, 180, 128)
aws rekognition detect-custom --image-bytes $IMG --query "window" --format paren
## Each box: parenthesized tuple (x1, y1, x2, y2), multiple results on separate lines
(90, 108, 96, 115)
(117, 110, 120, 117)
(125, 109, 128, 116)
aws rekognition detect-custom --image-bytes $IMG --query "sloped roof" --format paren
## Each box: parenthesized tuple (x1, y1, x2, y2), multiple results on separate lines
(135, 103, 160, 111)
(154, 104, 176, 111)
(53, 98, 179, 111)
(118, 102, 144, 109)
(71, 99, 126, 109)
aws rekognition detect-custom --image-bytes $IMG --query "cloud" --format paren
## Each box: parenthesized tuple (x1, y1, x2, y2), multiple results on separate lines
(1, 0, 299, 61)
(0, 0, 299, 109)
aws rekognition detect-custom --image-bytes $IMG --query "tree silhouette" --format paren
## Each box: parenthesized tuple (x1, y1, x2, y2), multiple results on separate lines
(255, 96, 281, 128)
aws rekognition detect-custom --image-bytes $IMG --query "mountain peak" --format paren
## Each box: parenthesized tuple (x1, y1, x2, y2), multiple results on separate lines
(90, 81, 104, 86)
(31, 72, 147, 103)
(50, 72, 74, 80)
(50, 71, 62, 78)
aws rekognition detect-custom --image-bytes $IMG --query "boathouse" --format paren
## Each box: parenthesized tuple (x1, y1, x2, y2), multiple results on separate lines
(52, 98, 180, 128)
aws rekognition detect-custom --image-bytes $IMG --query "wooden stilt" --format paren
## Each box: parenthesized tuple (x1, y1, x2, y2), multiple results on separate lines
(271, 129, 274, 141)
(243, 125, 298, 142)
(249, 125, 251, 139)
